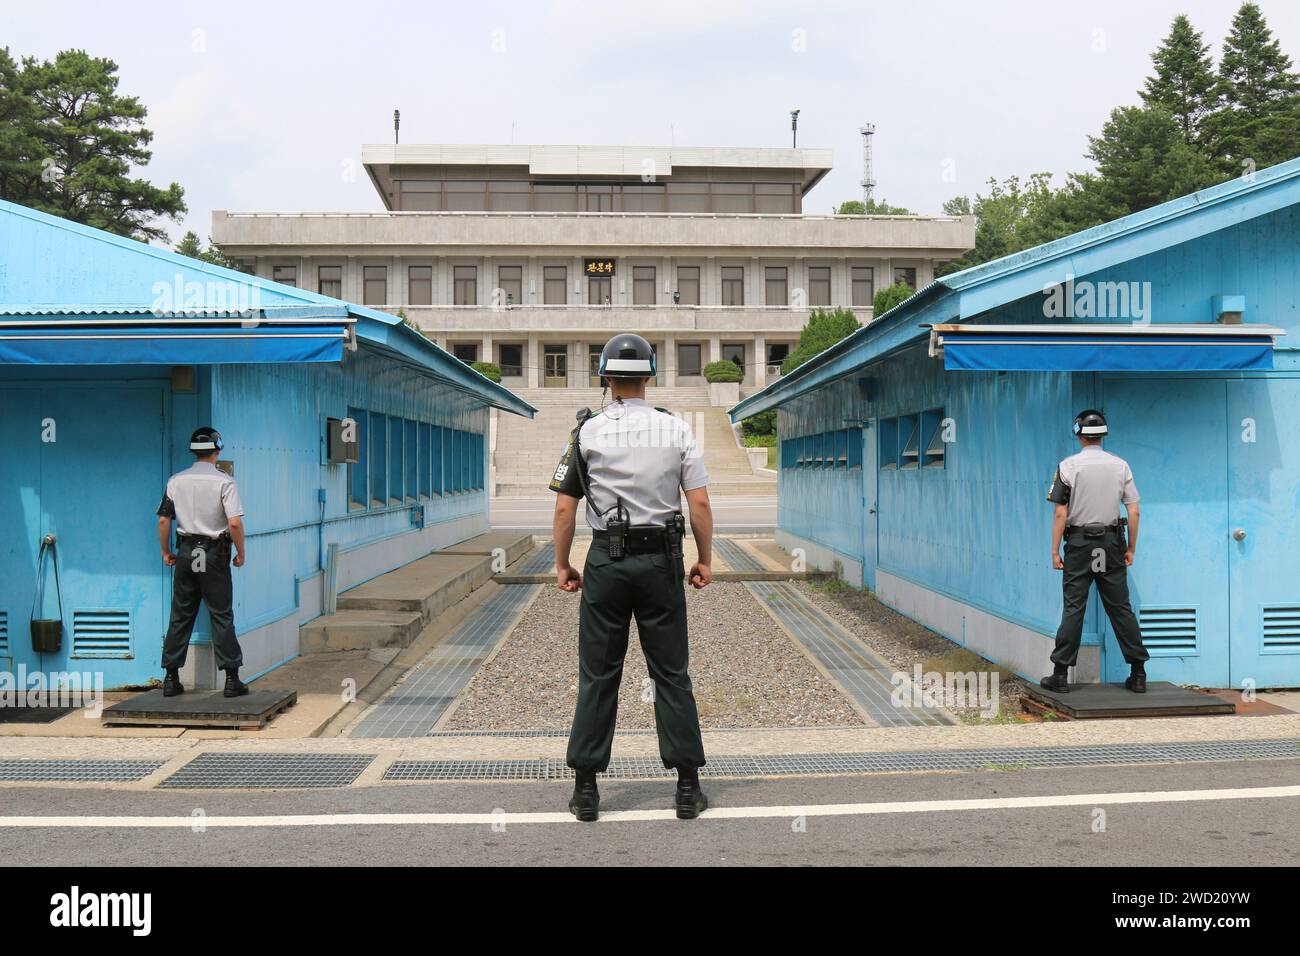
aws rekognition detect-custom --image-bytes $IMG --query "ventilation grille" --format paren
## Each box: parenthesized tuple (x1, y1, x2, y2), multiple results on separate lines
(0, 611, 8, 652)
(71, 610, 132, 657)
(1137, 606, 1198, 654)
(1262, 605, 1300, 653)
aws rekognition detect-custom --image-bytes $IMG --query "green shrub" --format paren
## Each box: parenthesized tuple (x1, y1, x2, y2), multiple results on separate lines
(781, 307, 861, 375)
(703, 360, 743, 383)
(471, 361, 502, 383)
(873, 281, 916, 316)
(743, 433, 776, 447)
(742, 409, 776, 438)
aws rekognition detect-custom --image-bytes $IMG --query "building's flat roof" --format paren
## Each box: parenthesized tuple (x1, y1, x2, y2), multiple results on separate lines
(362, 144, 834, 206)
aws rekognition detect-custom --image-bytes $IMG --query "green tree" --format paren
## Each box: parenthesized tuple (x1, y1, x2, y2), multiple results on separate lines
(872, 282, 915, 316)
(174, 230, 247, 271)
(0, 48, 40, 200)
(1141, 14, 1217, 146)
(1207, 2, 1300, 169)
(1084, 105, 1221, 216)
(836, 198, 914, 215)
(781, 307, 861, 374)
(4, 49, 185, 241)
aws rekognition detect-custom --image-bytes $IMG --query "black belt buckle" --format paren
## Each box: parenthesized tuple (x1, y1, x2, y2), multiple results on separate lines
(1082, 522, 1109, 538)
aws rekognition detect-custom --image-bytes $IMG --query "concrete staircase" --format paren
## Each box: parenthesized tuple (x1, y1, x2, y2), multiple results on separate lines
(298, 532, 533, 653)
(494, 387, 776, 497)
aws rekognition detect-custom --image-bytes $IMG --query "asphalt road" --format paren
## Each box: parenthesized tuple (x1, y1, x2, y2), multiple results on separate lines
(2, 758, 1296, 867)
(491, 494, 776, 532)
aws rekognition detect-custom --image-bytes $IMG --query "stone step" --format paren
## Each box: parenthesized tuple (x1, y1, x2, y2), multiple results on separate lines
(299, 609, 425, 654)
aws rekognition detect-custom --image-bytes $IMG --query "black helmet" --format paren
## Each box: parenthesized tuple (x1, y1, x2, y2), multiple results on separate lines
(598, 333, 656, 380)
(189, 426, 224, 454)
(1072, 409, 1108, 437)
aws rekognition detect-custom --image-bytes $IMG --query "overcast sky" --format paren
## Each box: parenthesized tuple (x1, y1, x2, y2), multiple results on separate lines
(7, 0, 1300, 242)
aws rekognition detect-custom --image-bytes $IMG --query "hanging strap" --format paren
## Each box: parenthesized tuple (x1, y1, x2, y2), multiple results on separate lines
(31, 537, 64, 624)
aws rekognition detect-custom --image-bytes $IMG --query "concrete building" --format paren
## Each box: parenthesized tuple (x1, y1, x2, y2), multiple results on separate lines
(211, 144, 975, 394)
(0, 199, 532, 689)
(730, 158, 1300, 690)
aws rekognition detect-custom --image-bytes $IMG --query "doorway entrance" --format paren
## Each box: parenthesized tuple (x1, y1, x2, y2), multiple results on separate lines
(543, 345, 568, 388)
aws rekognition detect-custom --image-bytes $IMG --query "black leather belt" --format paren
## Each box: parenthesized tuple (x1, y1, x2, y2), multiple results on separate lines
(1065, 523, 1120, 536)
(177, 532, 230, 545)
(593, 526, 670, 552)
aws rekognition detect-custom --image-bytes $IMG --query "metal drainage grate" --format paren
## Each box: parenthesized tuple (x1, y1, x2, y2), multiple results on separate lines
(352, 583, 540, 739)
(713, 538, 764, 573)
(382, 738, 1300, 782)
(0, 759, 164, 783)
(159, 753, 375, 789)
(425, 728, 657, 738)
(519, 542, 556, 575)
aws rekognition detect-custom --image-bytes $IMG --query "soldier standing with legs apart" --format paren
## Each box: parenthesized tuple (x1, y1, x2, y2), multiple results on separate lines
(156, 427, 249, 698)
(1043, 410, 1149, 694)
(550, 333, 713, 822)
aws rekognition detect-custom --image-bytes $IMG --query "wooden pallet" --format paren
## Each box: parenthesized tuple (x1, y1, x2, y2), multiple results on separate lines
(101, 689, 297, 730)
(1021, 681, 1236, 720)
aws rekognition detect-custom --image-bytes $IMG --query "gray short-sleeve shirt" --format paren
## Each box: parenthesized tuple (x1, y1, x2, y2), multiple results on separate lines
(1046, 445, 1138, 526)
(549, 398, 709, 529)
(157, 461, 244, 537)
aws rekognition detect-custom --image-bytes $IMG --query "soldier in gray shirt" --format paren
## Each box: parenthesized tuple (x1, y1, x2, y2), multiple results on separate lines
(156, 427, 248, 699)
(550, 333, 712, 823)
(1042, 410, 1149, 694)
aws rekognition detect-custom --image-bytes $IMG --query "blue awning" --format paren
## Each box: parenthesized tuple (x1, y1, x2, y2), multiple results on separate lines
(0, 320, 347, 365)
(931, 324, 1285, 373)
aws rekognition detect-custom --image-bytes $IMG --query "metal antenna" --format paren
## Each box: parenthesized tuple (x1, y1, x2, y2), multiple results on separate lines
(790, 109, 800, 148)
(393, 109, 400, 145)
(859, 123, 876, 204)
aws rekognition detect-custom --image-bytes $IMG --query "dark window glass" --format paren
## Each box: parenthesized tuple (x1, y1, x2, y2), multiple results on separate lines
(369, 412, 387, 505)
(766, 343, 790, 366)
(389, 417, 404, 502)
(621, 184, 665, 212)
(445, 181, 487, 211)
(852, 266, 874, 308)
(712, 183, 753, 213)
(405, 420, 417, 502)
(453, 343, 478, 364)
(408, 265, 432, 305)
(272, 265, 297, 287)
(488, 181, 530, 211)
(808, 266, 831, 307)
(398, 180, 442, 211)
(721, 266, 745, 306)
(589, 275, 611, 304)
(588, 345, 602, 378)
(497, 265, 522, 307)
(894, 266, 917, 289)
(633, 266, 656, 305)
(722, 343, 745, 380)
(499, 344, 523, 377)
(677, 344, 702, 377)
(347, 407, 367, 509)
(363, 265, 387, 305)
(534, 184, 578, 211)
(676, 266, 700, 305)
(665, 181, 709, 213)
(543, 265, 567, 305)
(755, 183, 797, 214)
(583, 185, 615, 212)
(454, 266, 477, 305)
(318, 265, 342, 298)
(765, 267, 788, 307)
(418, 422, 431, 498)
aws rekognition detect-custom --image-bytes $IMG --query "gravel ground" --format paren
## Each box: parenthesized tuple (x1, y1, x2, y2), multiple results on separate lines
(797, 581, 1034, 723)
(442, 581, 865, 730)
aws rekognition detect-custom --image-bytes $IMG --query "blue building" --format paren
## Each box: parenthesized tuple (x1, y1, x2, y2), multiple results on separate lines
(731, 159, 1300, 690)
(0, 200, 534, 689)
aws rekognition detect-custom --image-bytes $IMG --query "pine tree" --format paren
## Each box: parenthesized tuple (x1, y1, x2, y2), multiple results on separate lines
(1208, 2, 1300, 169)
(14, 49, 186, 241)
(1141, 14, 1217, 146)
(1085, 105, 1221, 215)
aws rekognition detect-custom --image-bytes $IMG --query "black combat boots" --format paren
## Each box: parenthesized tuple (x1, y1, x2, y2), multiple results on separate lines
(569, 770, 600, 823)
(223, 667, 249, 698)
(162, 669, 184, 698)
(674, 769, 708, 820)
(1040, 664, 1070, 694)
(1125, 662, 1147, 694)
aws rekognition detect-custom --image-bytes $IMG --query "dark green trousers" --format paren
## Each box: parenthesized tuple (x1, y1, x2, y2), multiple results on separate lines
(1052, 529, 1149, 669)
(161, 537, 243, 672)
(566, 542, 706, 773)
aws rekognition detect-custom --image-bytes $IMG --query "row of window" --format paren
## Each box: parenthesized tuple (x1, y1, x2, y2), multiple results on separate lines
(270, 263, 919, 309)
(779, 430, 865, 470)
(345, 407, 484, 510)
(449, 340, 790, 381)
(392, 179, 803, 214)
(879, 410, 947, 471)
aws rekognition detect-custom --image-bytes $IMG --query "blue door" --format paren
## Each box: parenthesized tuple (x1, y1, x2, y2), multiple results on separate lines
(0, 388, 43, 679)
(0, 383, 168, 689)
(1101, 378, 1229, 687)
(1226, 379, 1300, 688)
(860, 423, 878, 589)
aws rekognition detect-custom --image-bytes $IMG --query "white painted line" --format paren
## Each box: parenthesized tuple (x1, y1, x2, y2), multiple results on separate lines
(1, 785, 1297, 828)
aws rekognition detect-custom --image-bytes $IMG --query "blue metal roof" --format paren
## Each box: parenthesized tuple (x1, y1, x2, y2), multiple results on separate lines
(0, 199, 535, 418)
(730, 155, 1300, 422)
